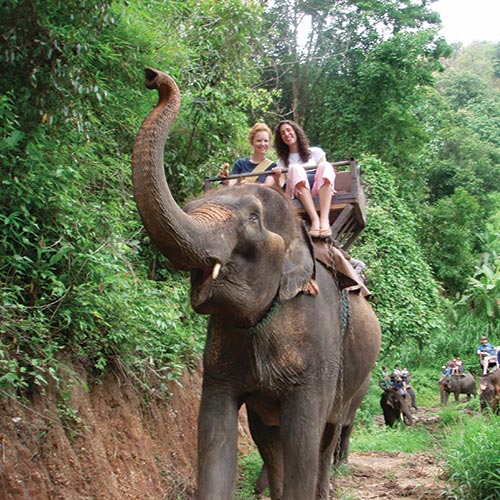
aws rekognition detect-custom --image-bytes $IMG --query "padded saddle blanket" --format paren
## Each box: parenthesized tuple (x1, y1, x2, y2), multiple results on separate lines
(313, 240, 371, 298)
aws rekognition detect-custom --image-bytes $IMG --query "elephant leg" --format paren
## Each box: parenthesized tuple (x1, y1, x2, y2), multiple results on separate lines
(280, 392, 328, 500)
(439, 389, 444, 405)
(254, 466, 269, 495)
(334, 423, 353, 466)
(316, 422, 338, 499)
(410, 390, 418, 410)
(247, 407, 284, 500)
(197, 384, 239, 500)
(382, 404, 396, 426)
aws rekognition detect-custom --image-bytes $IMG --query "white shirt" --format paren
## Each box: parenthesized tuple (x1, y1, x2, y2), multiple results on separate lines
(277, 146, 326, 168)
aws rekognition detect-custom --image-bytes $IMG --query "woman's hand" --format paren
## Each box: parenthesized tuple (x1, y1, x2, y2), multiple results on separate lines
(218, 162, 230, 178)
(266, 166, 284, 187)
(218, 163, 230, 185)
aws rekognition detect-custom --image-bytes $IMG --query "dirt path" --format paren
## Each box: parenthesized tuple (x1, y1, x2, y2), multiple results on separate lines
(334, 407, 448, 500)
(257, 449, 448, 500)
(334, 450, 447, 500)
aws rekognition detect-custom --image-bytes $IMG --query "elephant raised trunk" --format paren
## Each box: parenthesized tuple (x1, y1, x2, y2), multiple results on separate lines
(132, 67, 224, 273)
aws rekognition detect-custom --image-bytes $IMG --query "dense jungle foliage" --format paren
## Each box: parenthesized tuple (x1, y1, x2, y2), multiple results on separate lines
(1, 0, 499, 398)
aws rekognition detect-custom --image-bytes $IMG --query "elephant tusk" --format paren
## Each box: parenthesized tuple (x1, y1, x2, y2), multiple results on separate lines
(212, 262, 221, 280)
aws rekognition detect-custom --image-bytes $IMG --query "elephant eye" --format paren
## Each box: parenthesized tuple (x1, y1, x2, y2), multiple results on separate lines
(248, 212, 259, 222)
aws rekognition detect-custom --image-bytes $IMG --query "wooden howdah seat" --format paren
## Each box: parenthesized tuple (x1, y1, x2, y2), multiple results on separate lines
(204, 159, 366, 251)
(291, 159, 365, 250)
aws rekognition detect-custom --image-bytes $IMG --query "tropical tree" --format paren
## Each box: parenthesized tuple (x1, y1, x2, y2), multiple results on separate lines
(261, 0, 449, 166)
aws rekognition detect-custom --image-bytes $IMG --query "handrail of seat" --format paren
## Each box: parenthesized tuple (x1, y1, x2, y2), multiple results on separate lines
(203, 160, 357, 191)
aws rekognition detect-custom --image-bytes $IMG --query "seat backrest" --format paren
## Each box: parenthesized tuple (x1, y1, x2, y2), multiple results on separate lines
(334, 171, 352, 192)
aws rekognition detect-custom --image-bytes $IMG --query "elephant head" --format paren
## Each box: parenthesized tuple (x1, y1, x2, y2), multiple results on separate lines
(439, 374, 452, 392)
(382, 388, 413, 426)
(132, 68, 316, 326)
(438, 377, 448, 405)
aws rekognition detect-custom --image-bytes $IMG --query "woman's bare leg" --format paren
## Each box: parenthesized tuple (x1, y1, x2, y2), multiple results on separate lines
(297, 184, 320, 233)
(318, 181, 333, 231)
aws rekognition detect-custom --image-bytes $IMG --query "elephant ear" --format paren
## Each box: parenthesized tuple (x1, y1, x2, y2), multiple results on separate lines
(386, 390, 396, 409)
(279, 221, 316, 301)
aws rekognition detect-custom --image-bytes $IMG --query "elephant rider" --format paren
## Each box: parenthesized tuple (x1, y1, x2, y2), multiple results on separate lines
(379, 365, 392, 390)
(348, 257, 367, 284)
(476, 336, 497, 375)
(393, 375, 406, 395)
(451, 357, 464, 375)
(218, 122, 276, 185)
(266, 120, 336, 239)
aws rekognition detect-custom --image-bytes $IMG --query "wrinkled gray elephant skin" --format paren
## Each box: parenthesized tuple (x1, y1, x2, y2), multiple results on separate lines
(380, 388, 413, 426)
(132, 68, 382, 500)
(438, 373, 477, 405)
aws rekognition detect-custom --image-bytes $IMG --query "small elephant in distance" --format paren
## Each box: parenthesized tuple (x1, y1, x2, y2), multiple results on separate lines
(479, 370, 500, 414)
(438, 373, 477, 405)
(380, 387, 413, 426)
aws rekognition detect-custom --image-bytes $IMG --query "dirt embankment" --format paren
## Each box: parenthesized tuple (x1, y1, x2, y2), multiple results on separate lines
(1, 361, 205, 500)
(1, 363, 448, 500)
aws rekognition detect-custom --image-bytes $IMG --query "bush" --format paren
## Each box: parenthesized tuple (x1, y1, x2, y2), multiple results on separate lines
(443, 413, 500, 500)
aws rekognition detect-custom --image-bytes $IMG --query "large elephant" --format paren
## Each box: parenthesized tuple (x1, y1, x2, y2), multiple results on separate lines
(380, 387, 413, 426)
(438, 373, 477, 405)
(132, 68, 382, 500)
(479, 370, 500, 414)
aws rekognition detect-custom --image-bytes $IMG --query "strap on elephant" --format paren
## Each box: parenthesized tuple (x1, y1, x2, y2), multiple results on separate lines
(313, 240, 368, 337)
(312, 240, 362, 337)
(340, 289, 350, 337)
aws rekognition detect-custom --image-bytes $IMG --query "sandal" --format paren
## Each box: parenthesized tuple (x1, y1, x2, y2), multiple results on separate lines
(319, 227, 332, 238)
(310, 228, 321, 238)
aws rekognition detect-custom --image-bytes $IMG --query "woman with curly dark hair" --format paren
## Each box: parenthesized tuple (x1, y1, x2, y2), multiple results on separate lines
(266, 120, 336, 238)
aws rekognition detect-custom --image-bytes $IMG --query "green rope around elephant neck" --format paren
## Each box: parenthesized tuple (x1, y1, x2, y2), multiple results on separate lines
(241, 297, 281, 335)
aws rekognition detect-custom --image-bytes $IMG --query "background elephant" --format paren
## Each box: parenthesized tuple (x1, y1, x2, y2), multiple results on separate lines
(132, 68, 382, 500)
(380, 388, 413, 426)
(479, 371, 500, 414)
(438, 373, 477, 405)
(406, 385, 418, 411)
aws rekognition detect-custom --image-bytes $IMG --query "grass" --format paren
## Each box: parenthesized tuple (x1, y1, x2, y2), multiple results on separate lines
(441, 412, 500, 500)
(236, 450, 264, 500)
(352, 423, 434, 453)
